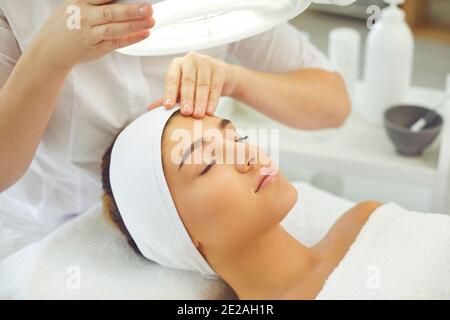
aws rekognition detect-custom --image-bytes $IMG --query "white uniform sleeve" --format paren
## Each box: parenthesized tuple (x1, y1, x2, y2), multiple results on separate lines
(228, 22, 334, 73)
(0, 8, 21, 88)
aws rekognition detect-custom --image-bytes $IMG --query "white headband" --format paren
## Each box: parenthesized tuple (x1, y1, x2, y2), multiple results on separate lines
(110, 106, 218, 279)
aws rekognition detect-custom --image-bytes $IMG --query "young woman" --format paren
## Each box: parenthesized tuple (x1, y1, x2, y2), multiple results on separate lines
(101, 108, 391, 300)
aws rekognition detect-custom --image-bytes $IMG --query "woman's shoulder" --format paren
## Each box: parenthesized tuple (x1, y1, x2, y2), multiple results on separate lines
(316, 201, 384, 258)
(301, 201, 385, 299)
(349, 200, 384, 223)
(355, 200, 384, 210)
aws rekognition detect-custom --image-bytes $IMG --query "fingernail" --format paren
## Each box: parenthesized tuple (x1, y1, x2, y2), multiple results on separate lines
(207, 105, 214, 113)
(182, 103, 191, 113)
(142, 19, 153, 28)
(165, 98, 172, 106)
(138, 5, 150, 17)
(195, 107, 202, 116)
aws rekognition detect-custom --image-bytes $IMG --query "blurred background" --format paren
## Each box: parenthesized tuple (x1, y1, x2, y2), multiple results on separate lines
(286, 0, 450, 212)
(230, 0, 450, 213)
(292, 0, 450, 89)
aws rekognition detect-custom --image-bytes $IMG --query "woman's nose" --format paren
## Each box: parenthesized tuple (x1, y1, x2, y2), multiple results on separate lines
(234, 143, 270, 174)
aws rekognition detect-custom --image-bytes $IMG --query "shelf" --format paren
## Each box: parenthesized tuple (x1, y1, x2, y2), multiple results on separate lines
(231, 84, 447, 187)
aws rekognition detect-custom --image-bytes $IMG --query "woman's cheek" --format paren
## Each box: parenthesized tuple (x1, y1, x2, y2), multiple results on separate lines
(188, 174, 240, 216)
(183, 179, 225, 217)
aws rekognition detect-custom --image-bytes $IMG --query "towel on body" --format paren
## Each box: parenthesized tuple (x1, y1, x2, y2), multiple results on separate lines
(316, 202, 450, 300)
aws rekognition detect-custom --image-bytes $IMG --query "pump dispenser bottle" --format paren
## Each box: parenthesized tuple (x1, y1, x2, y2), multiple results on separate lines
(362, 0, 414, 125)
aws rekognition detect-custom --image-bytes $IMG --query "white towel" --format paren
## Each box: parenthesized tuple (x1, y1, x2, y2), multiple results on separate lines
(0, 203, 235, 299)
(316, 202, 450, 299)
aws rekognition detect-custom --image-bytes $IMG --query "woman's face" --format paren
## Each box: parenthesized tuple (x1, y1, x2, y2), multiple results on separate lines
(162, 113, 298, 257)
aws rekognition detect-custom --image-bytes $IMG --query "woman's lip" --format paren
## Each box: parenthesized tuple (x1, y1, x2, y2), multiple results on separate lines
(255, 171, 279, 193)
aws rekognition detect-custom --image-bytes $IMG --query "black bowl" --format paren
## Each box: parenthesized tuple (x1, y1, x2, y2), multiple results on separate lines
(384, 105, 443, 156)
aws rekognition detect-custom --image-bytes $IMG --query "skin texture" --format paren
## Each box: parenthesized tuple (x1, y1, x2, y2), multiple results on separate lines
(161, 112, 383, 299)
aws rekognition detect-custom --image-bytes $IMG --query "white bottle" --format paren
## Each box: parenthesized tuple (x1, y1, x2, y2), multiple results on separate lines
(362, 0, 414, 125)
(328, 27, 361, 102)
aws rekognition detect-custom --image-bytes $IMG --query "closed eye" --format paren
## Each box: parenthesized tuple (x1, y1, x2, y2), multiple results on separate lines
(199, 136, 247, 177)
(235, 135, 249, 143)
(199, 159, 216, 176)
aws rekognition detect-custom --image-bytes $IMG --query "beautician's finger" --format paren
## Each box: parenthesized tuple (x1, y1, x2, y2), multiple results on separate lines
(206, 70, 224, 116)
(193, 63, 212, 119)
(86, 0, 114, 5)
(180, 62, 197, 116)
(92, 18, 154, 42)
(163, 59, 182, 109)
(96, 29, 150, 52)
(90, 3, 153, 26)
(148, 98, 163, 110)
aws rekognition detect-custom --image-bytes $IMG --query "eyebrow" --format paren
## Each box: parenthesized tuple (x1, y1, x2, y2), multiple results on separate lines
(178, 119, 231, 171)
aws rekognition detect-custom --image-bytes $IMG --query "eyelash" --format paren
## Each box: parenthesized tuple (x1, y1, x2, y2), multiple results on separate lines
(235, 135, 249, 143)
(200, 159, 216, 176)
(199, 136, 248, 176)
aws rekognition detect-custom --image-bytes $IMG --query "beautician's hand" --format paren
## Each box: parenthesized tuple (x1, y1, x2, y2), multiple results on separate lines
(31, 0, 155, 69)
(148, 52, 238, 118)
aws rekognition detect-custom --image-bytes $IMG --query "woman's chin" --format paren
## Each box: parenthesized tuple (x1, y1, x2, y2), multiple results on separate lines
(282, 180, 299, 210)
(263, 175, 298, 219)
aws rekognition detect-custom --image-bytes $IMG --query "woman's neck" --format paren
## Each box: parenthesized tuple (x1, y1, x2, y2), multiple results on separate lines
(208, 225, 321, 300)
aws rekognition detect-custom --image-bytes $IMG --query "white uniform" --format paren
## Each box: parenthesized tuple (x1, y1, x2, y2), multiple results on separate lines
(0, 0, 333, 261)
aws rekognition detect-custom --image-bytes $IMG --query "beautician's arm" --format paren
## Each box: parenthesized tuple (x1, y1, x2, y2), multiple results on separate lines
(0, 0, 154, 192)
(230, 65, 351, 130)
(150, 52, 351, 130)
(0, 46, 71, 192)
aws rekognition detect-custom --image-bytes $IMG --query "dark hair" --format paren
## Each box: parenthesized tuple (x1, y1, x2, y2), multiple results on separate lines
(101, 138, 143, 256)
